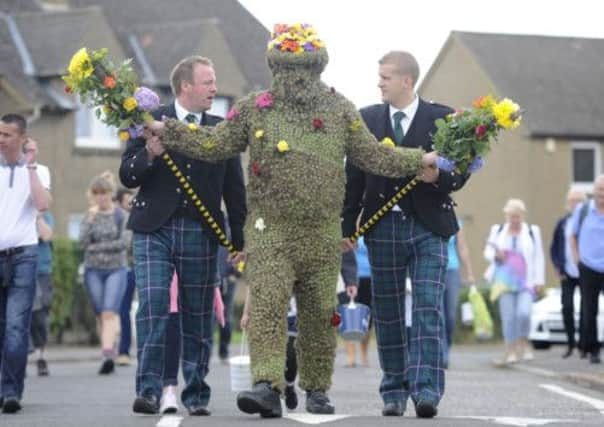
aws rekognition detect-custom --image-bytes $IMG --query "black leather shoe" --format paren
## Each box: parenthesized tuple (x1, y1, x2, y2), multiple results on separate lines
(590, 353, 601, 364)
(305, 390, 335, 414)
(382, 401, 405, 416)
(562, 347, 574, 359)
(237, 382, 282, 418)
(284, 384, 298, 410)
(37, 358, 49, 376)
(2, 397, 22, 414)
(99, 358, 115, 375)
(415, 400, 438, 418)
(188, 405, 211, 416)
(132, 396, 159, 414)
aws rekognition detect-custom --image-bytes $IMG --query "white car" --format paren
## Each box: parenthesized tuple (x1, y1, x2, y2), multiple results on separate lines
(529, 287, 604, 349)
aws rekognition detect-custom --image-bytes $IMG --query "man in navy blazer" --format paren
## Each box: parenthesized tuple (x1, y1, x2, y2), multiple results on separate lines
(342, 51, 468, 418)
(120, 56, 246, 415)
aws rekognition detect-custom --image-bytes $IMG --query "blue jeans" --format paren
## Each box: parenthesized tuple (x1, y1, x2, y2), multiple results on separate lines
(442, 269, 461, 365)
(498, 290, 533, 344)
(118, 268, 136, 355)
(0, 244, 38, 400)
(84, 267, 127, 315)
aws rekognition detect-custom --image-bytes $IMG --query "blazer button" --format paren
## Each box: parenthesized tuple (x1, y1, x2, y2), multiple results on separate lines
(141, 201, 146, 206)
(452, 182, 457, 187)
(394, 186, 399, 191)
(133, 155, 137, 160)
(186, 175, 191, 180)
(442, 203, 447, 208)
(130, 163, 134, 168)
(186, 164, 192, 169)
(132, 176, 137, 181)
(176, 188, 181, 193)
(379, 193, 385, 199)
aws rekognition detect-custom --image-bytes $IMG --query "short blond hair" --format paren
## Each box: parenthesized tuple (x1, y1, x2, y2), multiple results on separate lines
(379, 51, 420, 85)
(503, 198, 526, 215)
(170, 56, 214, 96)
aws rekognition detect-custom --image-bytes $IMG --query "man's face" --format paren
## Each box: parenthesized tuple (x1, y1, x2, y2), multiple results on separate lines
(0, 121, 26, 158)
(567, 191, 585, 212)
(378, 63, 410, 106)
(182, 63, 217, 113)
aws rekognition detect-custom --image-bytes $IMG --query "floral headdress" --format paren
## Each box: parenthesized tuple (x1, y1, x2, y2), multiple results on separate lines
(267, 23, 325, 53)
(266, 23, 328, 74)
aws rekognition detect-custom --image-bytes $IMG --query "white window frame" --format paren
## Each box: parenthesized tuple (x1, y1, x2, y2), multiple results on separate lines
(74, 103, 121, 150)
(206, 96, 231, 119)
(570, 141, 602, 194)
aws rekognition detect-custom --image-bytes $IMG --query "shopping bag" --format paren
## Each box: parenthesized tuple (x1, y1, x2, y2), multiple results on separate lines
(468, 285, 493, 340)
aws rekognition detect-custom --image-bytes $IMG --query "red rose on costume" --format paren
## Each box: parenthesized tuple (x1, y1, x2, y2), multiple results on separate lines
(313, 118, 324, 130)
(250, 161, 260, 176)
(64, 85, 72, 93)
(226, 108, 240, 121)
(475, 124, 488, 138)
(331, 311, 341, 327)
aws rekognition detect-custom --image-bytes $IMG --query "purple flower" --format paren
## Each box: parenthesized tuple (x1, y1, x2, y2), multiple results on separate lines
(468, 156, 484, 173)
(128, 125, 144, 139)
(437, 156, 456, 172)
(303, 42, 315, 52)
(134, 87, 160, 112)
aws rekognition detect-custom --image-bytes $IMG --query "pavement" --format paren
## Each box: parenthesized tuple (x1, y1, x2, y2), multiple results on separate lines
(31, 342, 604, 393)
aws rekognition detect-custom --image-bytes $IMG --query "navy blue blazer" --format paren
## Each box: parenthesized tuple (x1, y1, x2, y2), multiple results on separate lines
(342, 99, 467, 239)
(119, 103, 247, 251)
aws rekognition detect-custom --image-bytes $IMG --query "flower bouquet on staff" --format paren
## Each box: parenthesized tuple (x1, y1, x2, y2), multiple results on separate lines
(432, 95, 522, 174)
(62, 47, 160, 142)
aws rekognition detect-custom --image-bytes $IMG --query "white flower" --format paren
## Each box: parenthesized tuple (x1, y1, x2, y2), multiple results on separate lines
(254, 218, 266, 232)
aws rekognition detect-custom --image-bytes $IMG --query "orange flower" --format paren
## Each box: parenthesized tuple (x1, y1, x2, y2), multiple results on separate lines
(273, 24, 289, 35)
(103, 75, 117, 89)
(280, 39, 300, 53)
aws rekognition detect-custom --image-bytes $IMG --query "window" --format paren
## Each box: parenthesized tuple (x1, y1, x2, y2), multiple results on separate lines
(206, 96, 231, 119)
(74, 103, 120, 149)
(571, 142, 602, 193)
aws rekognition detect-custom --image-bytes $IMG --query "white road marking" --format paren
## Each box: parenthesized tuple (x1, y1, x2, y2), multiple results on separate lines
(452, 416, 575, 426)
(285, 413, 350, 424)
(540, 383, 604, 415)
(512, 364, 558, 378)
(156, 415, 183, 427)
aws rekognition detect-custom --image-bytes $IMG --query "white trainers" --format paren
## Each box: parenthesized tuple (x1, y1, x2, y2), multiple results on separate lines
(522, 351, 534, 361)
(505, 353, 518, 364)
(160, 386, 179, 414)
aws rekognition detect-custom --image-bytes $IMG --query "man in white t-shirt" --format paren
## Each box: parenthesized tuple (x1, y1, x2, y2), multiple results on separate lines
(0, 114, 51, 414)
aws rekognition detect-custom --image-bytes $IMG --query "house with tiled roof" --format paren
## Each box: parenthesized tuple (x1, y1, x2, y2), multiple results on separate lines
(0, 0, 270, 237)
(420, 31, 604, 283)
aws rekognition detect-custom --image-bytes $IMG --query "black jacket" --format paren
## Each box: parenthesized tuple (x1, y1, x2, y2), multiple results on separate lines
(119, 103, 247, 250)
(550, 214, 569, 276)
(342, 99, 467, 239)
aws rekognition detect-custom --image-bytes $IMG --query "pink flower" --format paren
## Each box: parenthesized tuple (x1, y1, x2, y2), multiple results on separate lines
(255, 91, 273, 109)
(475, 124, 488, 138)
(313, 118, 324, 130)
(226, 107, 240, 121)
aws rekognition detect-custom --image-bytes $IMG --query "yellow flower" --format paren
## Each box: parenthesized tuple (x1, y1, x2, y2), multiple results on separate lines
(187, 123, 198, 131)
(492, 98, 521, 129)
(277, 140, 289, 152)
(349, 119, 362, 132)
(255, 129, 265, 139)
(67, 48, 93, 81)
(118, 130, 130, 142)
(237, 261, 246, 273)
(102, 105, 112, 114)
(123, 97, 138, 112)
(381, 137, 395, 148)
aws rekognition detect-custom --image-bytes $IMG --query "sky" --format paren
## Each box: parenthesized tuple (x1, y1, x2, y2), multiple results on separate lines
(238, 0, 604, 107)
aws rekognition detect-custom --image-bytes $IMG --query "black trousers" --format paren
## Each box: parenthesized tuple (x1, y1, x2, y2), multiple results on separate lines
(284, 336, 297, 384)
(579, 263, 604, 354)
(560, 277, 582, 348)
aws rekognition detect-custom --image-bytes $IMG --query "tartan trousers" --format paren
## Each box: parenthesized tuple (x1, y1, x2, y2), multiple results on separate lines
(364, 211, 448, 406)
(133, 215, 217, 409)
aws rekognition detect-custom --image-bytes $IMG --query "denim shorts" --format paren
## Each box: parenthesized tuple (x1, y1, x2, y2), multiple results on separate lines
(84, 267, 127, 314)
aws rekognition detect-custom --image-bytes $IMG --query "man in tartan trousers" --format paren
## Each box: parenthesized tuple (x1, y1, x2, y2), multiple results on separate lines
(119, 56, 246, 415)
(342, 51, 468, 418)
